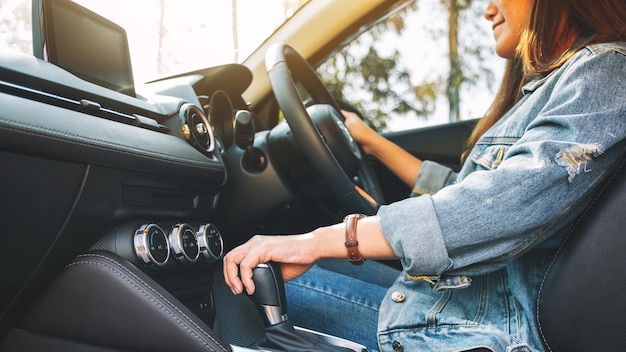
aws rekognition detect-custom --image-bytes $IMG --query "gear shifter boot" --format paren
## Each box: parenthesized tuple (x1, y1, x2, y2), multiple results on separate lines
(262, 320, 354, 352)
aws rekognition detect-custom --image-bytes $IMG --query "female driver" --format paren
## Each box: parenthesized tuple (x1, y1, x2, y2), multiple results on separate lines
(224, 0, 626, 350)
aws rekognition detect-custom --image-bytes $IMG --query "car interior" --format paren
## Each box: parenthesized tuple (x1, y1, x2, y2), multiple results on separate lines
(0, 0, 624, 351)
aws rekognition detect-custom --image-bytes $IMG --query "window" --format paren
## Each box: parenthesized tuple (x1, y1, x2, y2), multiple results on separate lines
(317, 0, 504, 132)
(0, 0, 32, 55)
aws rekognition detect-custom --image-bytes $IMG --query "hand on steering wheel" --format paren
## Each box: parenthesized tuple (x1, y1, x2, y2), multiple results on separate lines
(265, 43, 383, 215)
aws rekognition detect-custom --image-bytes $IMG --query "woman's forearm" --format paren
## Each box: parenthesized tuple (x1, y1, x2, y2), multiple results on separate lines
(365, 133, 423, 188)
(313, 215, 397, 261)
(223, 215, 397, 295)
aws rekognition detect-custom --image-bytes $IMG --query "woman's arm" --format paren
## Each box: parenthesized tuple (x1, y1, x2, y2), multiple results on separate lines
(380, 45, 626, 278)
(223, 215, 397, 295)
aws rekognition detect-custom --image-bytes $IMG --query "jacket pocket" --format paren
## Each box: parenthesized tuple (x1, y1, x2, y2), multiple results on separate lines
(471, 136, 519, 171)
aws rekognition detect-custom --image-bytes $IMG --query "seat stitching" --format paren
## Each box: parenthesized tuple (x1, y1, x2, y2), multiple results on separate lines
(535, 158, 626, 351)
(67, 254, 228, 352)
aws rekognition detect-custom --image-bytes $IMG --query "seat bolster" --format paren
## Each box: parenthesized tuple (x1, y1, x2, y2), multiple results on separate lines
(16, 251, 230, 352)
(537, 159, 626, 351)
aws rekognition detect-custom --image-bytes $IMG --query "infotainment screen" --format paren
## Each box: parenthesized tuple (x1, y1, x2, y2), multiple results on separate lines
(42, 0, 135, 97)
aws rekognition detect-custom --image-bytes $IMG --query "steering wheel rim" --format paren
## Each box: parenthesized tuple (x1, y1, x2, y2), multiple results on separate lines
(265, 42, 383, 216)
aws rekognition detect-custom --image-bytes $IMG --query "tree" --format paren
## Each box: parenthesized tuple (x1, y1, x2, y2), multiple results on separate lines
(318, 2, 436, 131)
(445, 0, 465, 122)
(317, 0, 494, 130)
(0, 0, 31, 54)
(443, 0, 497, 122)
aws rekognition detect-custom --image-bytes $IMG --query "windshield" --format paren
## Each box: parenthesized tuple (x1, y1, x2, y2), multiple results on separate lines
(0, 0, 308, 83)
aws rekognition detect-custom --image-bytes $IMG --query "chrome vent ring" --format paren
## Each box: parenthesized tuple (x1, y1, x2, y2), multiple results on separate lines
(179, 103, 215, 153)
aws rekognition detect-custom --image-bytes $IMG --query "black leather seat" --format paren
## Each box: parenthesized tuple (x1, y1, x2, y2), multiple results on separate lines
(537, 157, 626, 351)
(0, 251, 231, 352)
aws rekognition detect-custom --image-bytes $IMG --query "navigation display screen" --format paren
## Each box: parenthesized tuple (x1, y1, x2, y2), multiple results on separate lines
(43, 0, 135, 97)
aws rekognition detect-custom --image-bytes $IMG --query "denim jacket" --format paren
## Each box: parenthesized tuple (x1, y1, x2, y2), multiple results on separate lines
(376, 42, 626, 351)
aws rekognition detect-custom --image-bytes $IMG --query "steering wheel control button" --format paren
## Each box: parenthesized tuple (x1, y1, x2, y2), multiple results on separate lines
(197, 223, 224, 262)
(134, 224, 170, 267)
(391, 291, 406, 303)
(169, 223, 200, 264)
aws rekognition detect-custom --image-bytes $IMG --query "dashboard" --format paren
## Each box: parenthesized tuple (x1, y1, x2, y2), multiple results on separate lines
(1, 0, 360, 337)
(0, 0, 255, 331)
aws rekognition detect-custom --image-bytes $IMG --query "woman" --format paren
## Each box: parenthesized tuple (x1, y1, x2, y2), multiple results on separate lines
(224, 0, 626, 350)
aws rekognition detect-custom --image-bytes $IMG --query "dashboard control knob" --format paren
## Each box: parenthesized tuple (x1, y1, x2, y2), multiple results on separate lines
(169, 223, 200, 264)
(197, 223, 224, 263)
(134, 224, 170, 267)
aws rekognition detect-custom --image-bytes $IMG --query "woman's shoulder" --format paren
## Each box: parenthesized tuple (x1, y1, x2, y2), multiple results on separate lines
(584, 41, 626, 56)
(557, 41, 626, 78)
(524, 42, 625, 93)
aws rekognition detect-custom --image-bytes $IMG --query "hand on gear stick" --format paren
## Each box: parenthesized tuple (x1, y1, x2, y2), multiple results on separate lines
(248, 262, 358, 352)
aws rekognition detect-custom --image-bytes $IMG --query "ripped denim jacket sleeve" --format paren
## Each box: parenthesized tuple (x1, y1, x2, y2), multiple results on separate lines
(378, 42, 626, 278)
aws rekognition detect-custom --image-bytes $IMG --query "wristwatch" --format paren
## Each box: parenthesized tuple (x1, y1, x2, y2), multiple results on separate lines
(344, 213, 366, 265)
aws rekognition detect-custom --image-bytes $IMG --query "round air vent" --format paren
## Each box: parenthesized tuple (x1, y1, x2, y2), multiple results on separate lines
(179, 103, 215, 153)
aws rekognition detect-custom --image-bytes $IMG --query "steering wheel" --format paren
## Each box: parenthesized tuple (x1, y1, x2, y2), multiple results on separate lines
(265, 43, 384, 216)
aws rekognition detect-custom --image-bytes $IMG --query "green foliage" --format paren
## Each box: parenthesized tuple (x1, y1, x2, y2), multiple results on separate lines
(318, 2, 436, 131)
(317, 0, 494, 131)
(320, 42, 439, 131)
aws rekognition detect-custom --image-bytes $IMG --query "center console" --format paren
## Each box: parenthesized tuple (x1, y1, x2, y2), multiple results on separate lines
(91, 224, 367, 351)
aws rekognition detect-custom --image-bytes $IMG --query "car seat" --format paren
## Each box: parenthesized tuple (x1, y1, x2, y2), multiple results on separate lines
(537, 156, 626, 351)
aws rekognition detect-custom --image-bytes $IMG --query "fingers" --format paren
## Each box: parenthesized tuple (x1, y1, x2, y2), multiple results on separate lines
(222, 238, 256, 295)
(223, 236, 266, 295)
(223, 258, 258, 296)
(341, 110, 362, 129)
(341, 109, 359, 120)
(222, 233, 318, 295)
(341, 110, 373, 145)
(238, 254, 260, 295)
(223, 251, 243, 295)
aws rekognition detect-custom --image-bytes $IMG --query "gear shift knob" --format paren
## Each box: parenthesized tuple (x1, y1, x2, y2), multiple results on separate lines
(249, 262, 288, 326)
(247, 263, 361, 351)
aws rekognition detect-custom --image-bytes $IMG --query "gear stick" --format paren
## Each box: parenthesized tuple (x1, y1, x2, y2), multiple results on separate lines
(248, 263, 358, 352)
(248, 262, 288, 326)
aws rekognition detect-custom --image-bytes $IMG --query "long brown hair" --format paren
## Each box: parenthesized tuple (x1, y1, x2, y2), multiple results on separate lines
(462, 0, 626, 161)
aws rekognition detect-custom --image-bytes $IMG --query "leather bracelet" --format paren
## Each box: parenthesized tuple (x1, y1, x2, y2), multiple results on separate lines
(344, 214, 366, 265)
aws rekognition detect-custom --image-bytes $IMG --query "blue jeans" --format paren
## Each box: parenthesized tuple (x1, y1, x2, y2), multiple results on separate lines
(285, 259, 400, 352)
